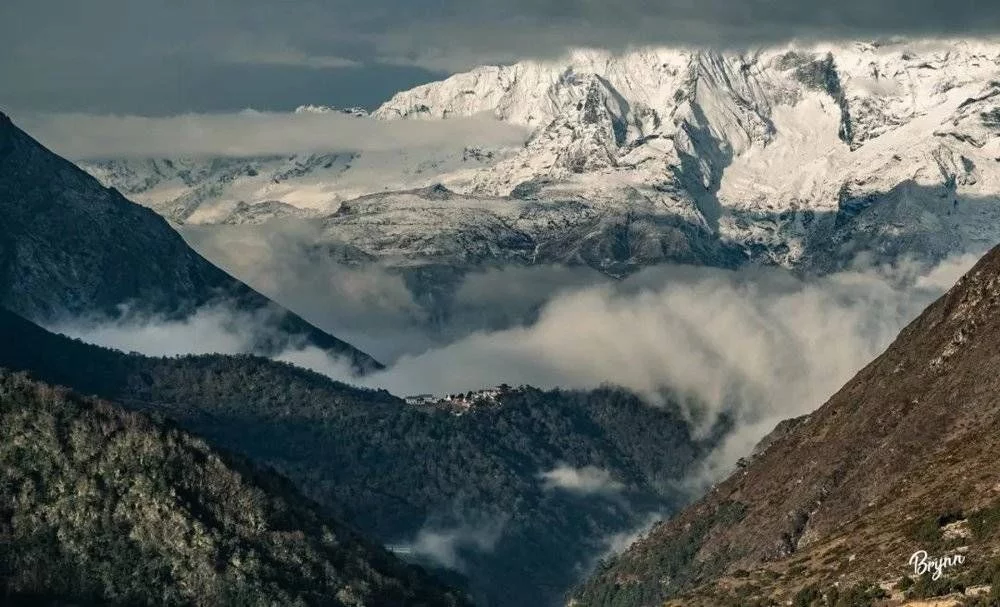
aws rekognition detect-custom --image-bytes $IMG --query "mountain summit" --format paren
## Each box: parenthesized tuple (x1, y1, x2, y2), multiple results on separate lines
(374, 41, 1000, 270)
(0, 116, 380, 373)
(574, 243, 1000, 605)
(87, 40, 1000, 279)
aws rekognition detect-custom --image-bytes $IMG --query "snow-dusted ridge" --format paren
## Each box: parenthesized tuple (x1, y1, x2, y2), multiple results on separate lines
(294, 104, 370, 117)
(82, 39, 1000, 273)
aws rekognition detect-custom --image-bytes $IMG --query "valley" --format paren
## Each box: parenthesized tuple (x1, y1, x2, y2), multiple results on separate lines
(2, 25, 1000, 607)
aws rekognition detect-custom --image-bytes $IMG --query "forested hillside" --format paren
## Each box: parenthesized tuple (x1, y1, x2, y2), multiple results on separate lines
(0, 307, 725, 606)
(0, 371, 469, 607)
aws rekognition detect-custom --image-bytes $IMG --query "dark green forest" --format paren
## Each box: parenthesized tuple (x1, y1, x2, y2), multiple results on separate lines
(0, 308, 725, 606)
(0, 371, 469, 606)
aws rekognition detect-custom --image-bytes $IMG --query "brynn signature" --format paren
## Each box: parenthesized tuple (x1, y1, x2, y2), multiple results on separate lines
(909, 550, 965, 580)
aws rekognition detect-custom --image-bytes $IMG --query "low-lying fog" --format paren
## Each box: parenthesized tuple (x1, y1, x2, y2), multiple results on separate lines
(49, 218, 980, 479)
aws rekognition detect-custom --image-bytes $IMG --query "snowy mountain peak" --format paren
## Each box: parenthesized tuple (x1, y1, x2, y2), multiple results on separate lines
(81, 39, 1000, 276)
(294, 104, 370, 117)
(331, 40, 1000, 271)
(375, 39, 1000, 149)
(372, 41, 999, 215)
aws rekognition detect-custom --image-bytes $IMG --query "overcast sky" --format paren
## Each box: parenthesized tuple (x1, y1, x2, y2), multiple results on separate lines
(2, 0, 999, 115)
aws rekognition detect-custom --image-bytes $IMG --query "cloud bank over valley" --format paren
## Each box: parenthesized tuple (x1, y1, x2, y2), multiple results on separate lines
(21, 110, 528, 159)
(49, 250, 980, 477)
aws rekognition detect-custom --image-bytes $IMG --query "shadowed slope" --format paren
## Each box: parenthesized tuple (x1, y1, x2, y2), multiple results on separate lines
(0, 306, 723, 607)
(0, 111, 379, 373)
(0, 371, 468, 607)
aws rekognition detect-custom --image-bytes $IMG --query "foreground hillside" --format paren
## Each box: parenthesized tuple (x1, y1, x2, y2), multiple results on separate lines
(0, 308, 723, 607)
(0, 371, 468, 607)
(0, 111, 379, 373)
(573, 244, 1000, 606)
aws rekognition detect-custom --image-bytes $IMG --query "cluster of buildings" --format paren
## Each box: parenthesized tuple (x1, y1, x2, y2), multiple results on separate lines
(404, 388, 505, 414)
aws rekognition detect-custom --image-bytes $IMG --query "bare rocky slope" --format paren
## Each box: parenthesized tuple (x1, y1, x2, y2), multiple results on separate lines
(572, 243, 1000, 606)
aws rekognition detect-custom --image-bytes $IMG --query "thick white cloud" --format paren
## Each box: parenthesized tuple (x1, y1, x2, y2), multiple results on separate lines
(180, 221, 440, 361)
(20, 111, 527, 159)
(48, 249, 980, 484)
(539, 465, 625, 496)
(276, 254, 978, 475)
(47, 305, 267, 357)
(306, 257, 970, 400)
(389, 517, 509, 572)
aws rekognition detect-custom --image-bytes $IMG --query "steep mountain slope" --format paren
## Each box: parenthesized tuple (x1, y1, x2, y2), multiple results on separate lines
(0, 112, 379, 373)
(320, 183, 743, 273)
(0, 371, 468, 607)
(572, 243, 1000, 606)
(0, 307, 724, 607)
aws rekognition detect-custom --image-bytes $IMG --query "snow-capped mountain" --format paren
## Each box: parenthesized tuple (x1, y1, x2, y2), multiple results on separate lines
(82, 144, 511, 225)
(320, 183, 741, 274)
(373, 40, 1000, 270)
(82, 39, 1000, 274)
(293, 104, 370, 117)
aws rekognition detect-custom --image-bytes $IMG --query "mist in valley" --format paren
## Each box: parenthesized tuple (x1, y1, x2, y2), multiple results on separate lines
(50, 218, 981, 483)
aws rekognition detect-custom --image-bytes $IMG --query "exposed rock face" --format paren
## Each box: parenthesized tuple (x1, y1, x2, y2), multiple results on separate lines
(374, 41, 1000, 271)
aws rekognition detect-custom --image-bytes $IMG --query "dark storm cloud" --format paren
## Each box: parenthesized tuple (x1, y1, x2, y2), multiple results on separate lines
(373, 0, 1000, 70)
(2, 0, 998, 113)
(0, 0, 445, 114)
(2, 59, 444, 116)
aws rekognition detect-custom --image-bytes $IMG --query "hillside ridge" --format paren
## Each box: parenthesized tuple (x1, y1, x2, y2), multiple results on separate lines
(573, 243, 1000, 605)
(0, 116, 381, 374)
(0, 370, 468, 606)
